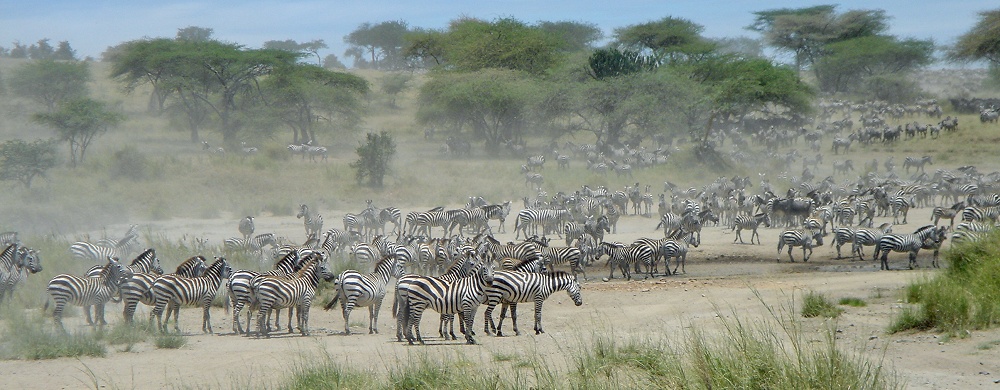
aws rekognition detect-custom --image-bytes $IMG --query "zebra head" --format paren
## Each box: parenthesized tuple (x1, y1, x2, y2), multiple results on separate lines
(296, 204, 310, 219)
(565, 275, 583, 306)
(17, 247, 42, 274)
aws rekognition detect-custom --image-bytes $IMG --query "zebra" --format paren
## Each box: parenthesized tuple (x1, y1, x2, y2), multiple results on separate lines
(239, 216, 255, 240)
(396, 257, 496, 345)
(732, 212, 771, 245)
(776, 229, 825, 262)
(412, 210, 452, 238)
(655, 213, 685, 238)
(223, 233, 277, 265)
(228, 251, 305, 335)
(873, 225, 947, 270)
(830, 227, 857, 259)
(321, 228, 361, 253)
(961, 205, 1000, 223)
(324, 255, 405, 334)
(482, 202, 512, 233)
(392, 251, 478, 342)
(0, 244, 42, 304)
(513, 209, 571, 239)
(539, 245, 586, 281)
(297, 204, 324, 238)
(852, 223, 893, 260)
(526, 155, 545, 170)
(0, 231, 18, 246)
(598, 241, 654, 281)
(122, 255, 206, 323)
(481, 235, 542, 265)
(903, 156, 932, 173)
(659, 233, 700, 275)
(305, 145, 328, 162)
(251, 255, 334, 337)
(287, 144, 308, 159)
(524, 172, 544, 190)
(45, 257, 131, 331)
(150, 257, 232, 333)
(889, 195, 913, 224)
(70, 240, 134, 264)
(483, 270, 583, 336)
(563, 220, 586, 246)
(83, 248, 163, 324)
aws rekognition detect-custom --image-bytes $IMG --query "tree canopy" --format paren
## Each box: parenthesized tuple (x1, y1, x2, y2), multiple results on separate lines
(0, 139, 59, 189)
(33, 98, 125, 167)
(8, 59, 91, 110)
(949, 9, 1000, 66)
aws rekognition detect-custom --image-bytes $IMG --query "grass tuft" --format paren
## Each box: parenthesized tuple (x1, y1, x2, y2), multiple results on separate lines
(839, 297, 868, 307)
(802, 291, 843, 318)
(153, 333, 187, 349)
(0, 308, 106, 360)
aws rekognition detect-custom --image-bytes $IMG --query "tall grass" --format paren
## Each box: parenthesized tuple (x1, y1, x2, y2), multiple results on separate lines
(0, 307, 106, 360)
(890, 232, 1000, 334)
(280, 295, 900, 390)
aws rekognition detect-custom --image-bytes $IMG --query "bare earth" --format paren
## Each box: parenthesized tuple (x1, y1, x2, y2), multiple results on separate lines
(4, 207, 999, 389)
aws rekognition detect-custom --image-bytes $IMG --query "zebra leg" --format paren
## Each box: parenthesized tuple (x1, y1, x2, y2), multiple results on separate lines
(463, 307, 478, 345)
(53, 301, 66, 332)
(370, 299, 383, 334)
(299, 304, 310, 336)
(409, 305, 426, 345)
(232, 300, 244, 335)
(497, 303, 509, 337)
(257, 307, 269, 338)
(84, 304, 95, 325)
(96, 303, 107, 327)
(171, 303, 182, 332)
(908, 251, 917, 270)
(484, 301, 497, 336)
(203, 302, 213, 333)
(787, 247, 796, 263)
(804, 246, 812, 262)
(287, 307, 295, 334)
(511, 303, 522, 336)
(533, 298, 544, 335)
(342, 297, 354, 335)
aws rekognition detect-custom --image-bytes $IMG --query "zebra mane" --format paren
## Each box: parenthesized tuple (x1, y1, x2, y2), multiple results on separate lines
(912, 225, 937, 235)
(373, 255, 396, 271)
(130, 248, 155, 267)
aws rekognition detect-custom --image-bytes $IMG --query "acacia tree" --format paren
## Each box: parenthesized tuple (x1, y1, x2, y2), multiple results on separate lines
(259, 64, 369, 144)
(344, 20, 410, 69)
(350, 131, 396, 188)
(816, 36, 933, 96)
(949, 9, 1000, 83)
(8, 59, 90, 110)
(612, 16, 716, 64)
(0, 139, 58, 188)
(263, 39, 328, 65)
(33, 98, 125, 167)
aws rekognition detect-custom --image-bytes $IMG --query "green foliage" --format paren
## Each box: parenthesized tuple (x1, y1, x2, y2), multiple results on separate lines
(801, 291, 843, 318)
(350, 131, 396, 188)
(0, 138, 59, 188)
(890, 232, 1000, 334)
(7, 59, 90, 110)
(816, 36, 934, 96)
(445, 17, 561, 74)
(32, 98, 126, 167)
(587, 48, 659, 80)
(887, 307, 933, 334)
(537, 21, 604, 53)
(612, 16, 715, 63)
(839, 297, 868, 307)
(949, 9, 1000, 66)
(379, 72, 412, 108)
(344, 20, 410, 70)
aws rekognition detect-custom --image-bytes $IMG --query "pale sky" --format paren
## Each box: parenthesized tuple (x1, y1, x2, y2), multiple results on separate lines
(0, 1, 993, 65)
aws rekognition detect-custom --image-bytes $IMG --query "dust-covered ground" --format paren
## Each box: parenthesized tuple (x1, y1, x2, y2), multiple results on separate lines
(3, 207, 999, 390)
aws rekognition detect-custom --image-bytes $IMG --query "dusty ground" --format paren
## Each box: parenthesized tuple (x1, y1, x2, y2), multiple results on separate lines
(4, 207, 999, 389)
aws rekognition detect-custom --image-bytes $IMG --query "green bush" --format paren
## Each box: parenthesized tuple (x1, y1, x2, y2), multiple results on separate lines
(154, 333, 186, 349)
(839, 297, 868, 307)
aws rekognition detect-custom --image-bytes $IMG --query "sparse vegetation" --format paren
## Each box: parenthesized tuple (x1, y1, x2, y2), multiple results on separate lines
(153, 333, 187, 349)
(890, 232, 1000, 334)
(839, 297, 868, 307)
(0, 307, 106, 360)
(801, 291, 843, 318)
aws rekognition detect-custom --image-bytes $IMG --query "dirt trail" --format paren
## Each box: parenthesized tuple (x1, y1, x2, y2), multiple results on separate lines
(5, 207, 998, 389)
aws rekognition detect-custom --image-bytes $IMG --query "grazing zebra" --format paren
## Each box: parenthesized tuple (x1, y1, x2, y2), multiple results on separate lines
(46, 257, 131, 331)
(252, 255, 334, 337)
(239, 216, 255, 240)
(598, 241, 654, 281)
(324, 255, 405, 334)
(397, 258, 496, 345)
(903, 156, 932, 173)
(305, 145, 328, 162)
(483, 270, 583, 336)
(122, 255, 206, 323)
(287, 144, 308, 158)
(228, 251, 305, 335)
(830, 227, 857, 259)
(832, 160, 854, 175)
(852, 223, 893, 260)
(296, 204, 324, 238)
(526, 155, 545, 170)
(539, 245, 586, 281)
(0, 244, 42, 304)
(776, 230, 824, 262)
(150, 257, 232, 333)
(732, 212, 771, 245)
(563, 220, 586, 246)
(873, 225, 947, 270)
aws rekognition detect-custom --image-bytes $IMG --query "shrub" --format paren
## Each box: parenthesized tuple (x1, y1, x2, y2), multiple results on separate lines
(839, 297, 868, 307)
(154, 333, 186, 349)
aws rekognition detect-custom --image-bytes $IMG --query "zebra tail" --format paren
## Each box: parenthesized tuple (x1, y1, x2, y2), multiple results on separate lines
(323, 292, 340, 311)
(43, 299, 50, 312)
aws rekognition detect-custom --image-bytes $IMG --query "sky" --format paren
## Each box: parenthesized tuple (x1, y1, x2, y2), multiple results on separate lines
(0, 1, 994, 65)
